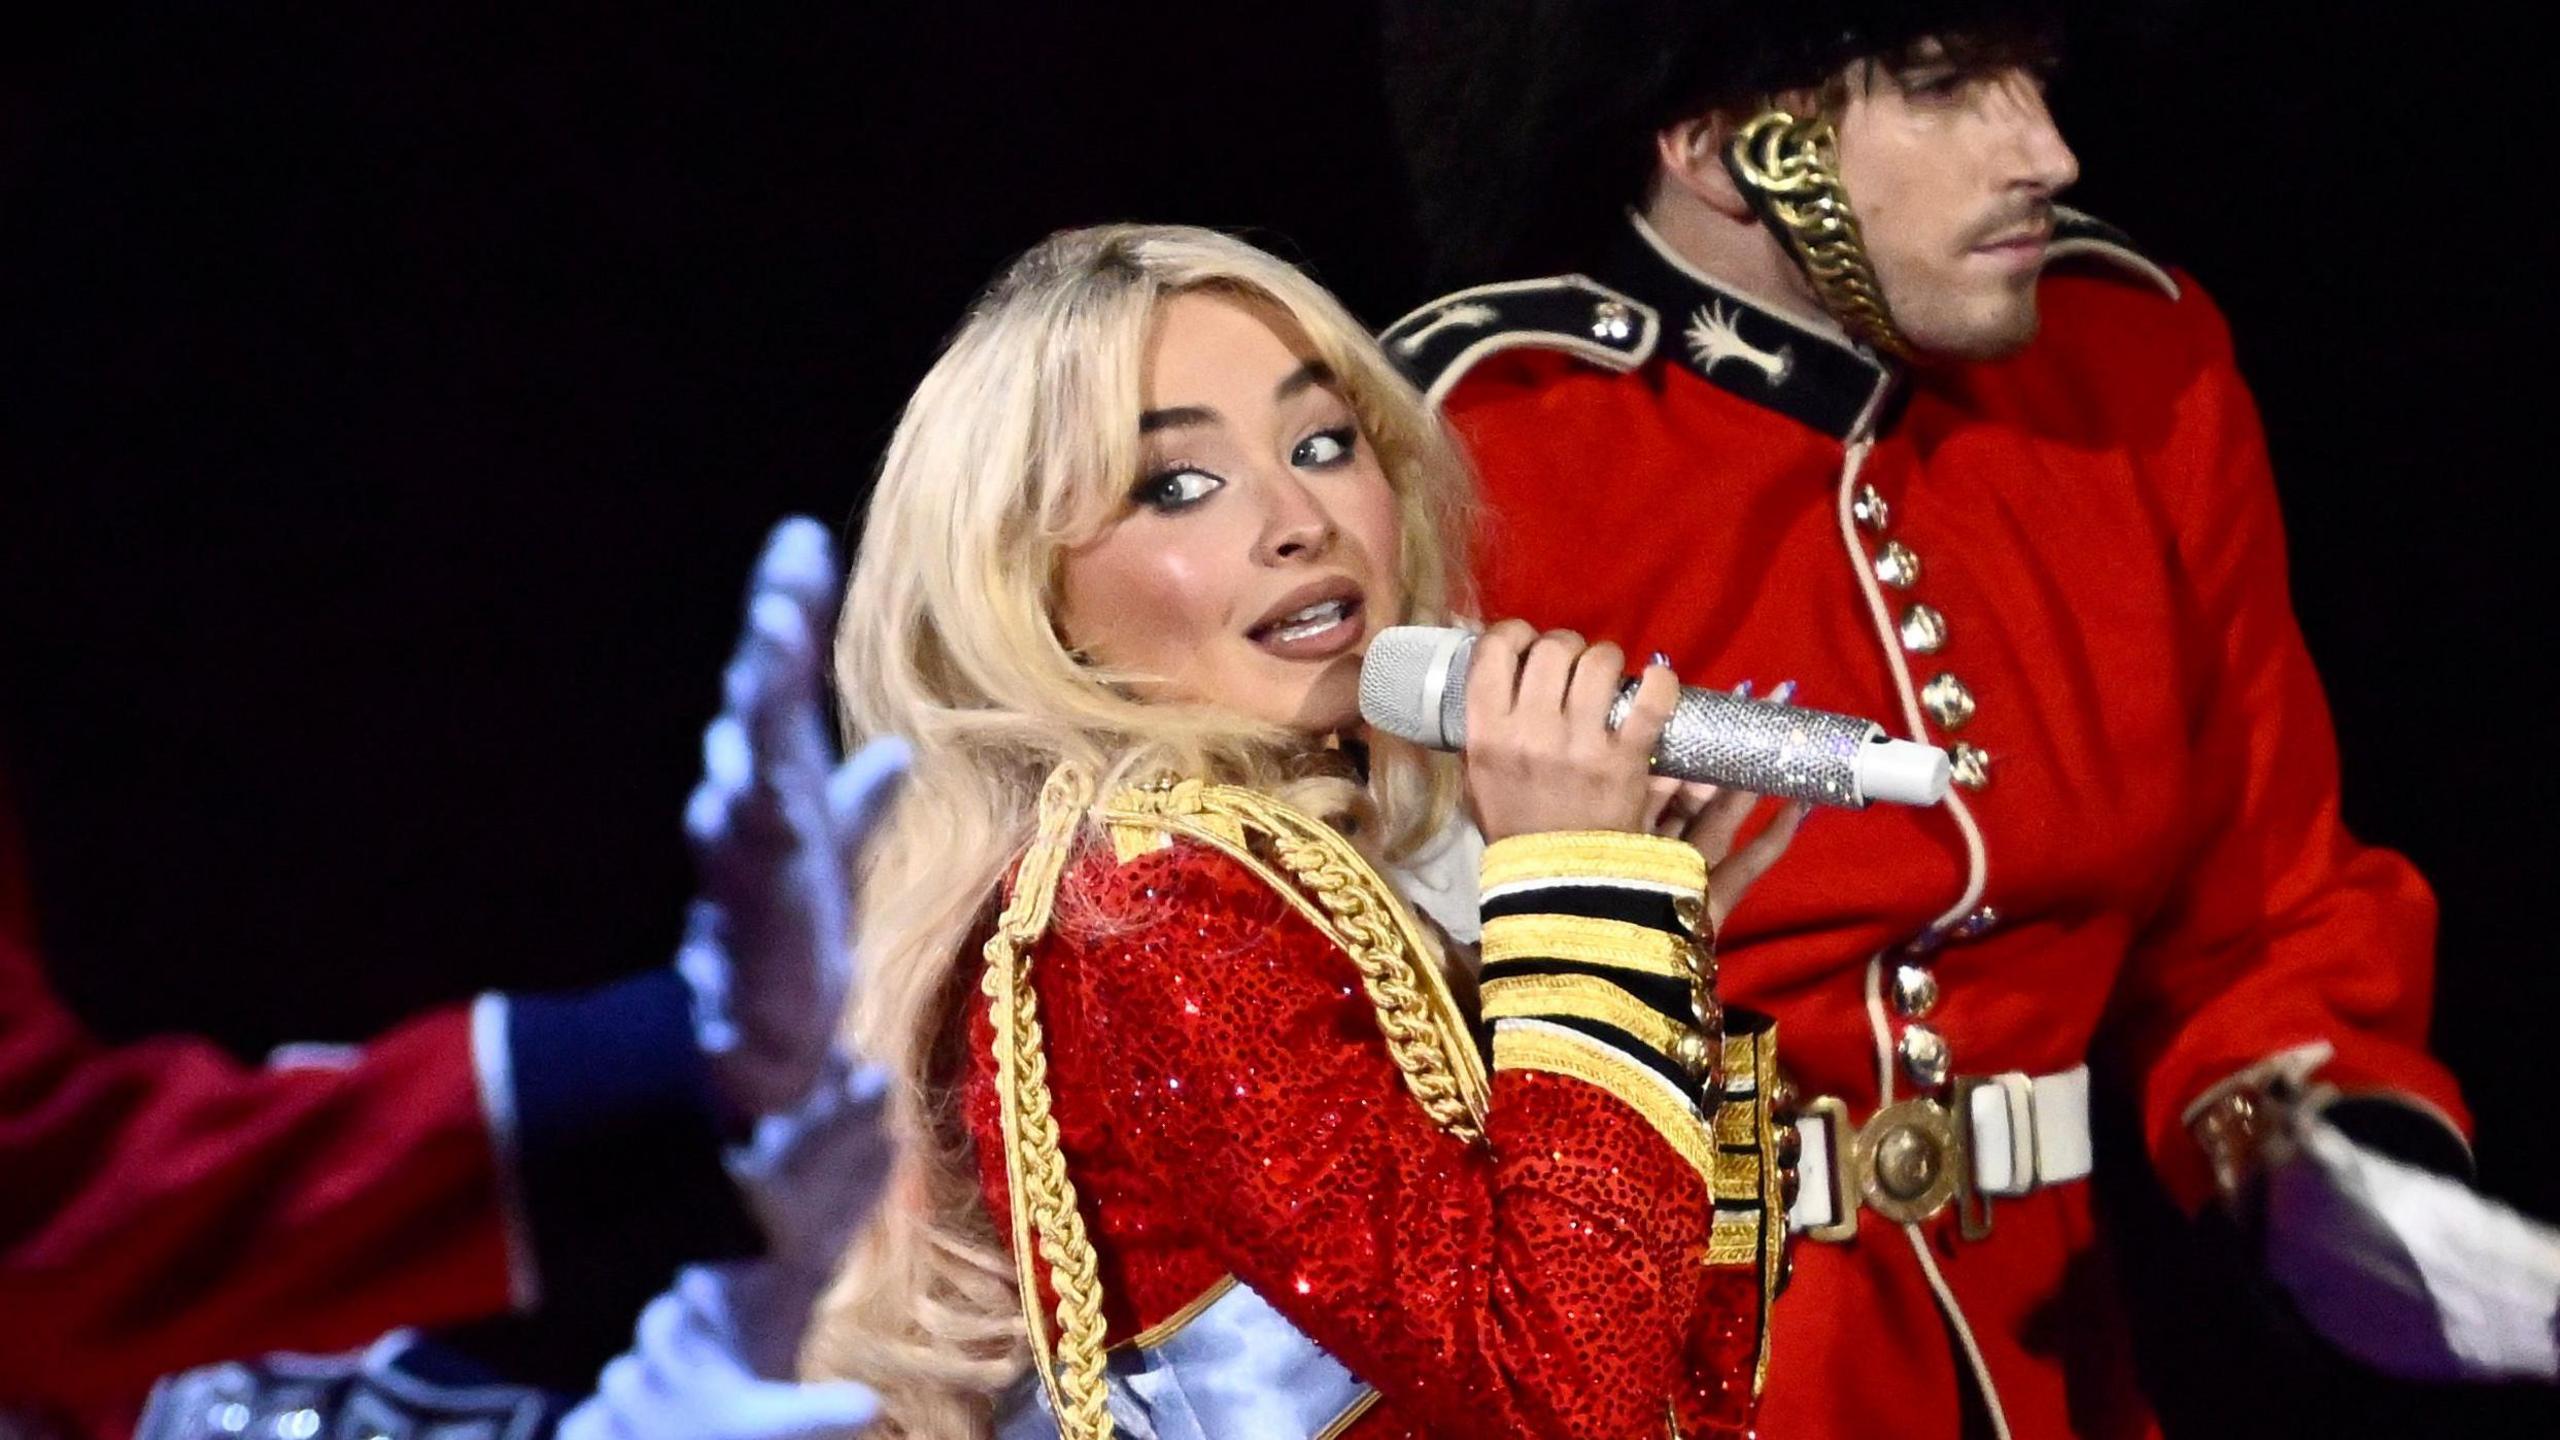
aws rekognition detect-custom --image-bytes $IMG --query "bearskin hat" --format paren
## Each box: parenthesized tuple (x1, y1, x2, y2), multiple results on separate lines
(1380, 0, 2078, 289)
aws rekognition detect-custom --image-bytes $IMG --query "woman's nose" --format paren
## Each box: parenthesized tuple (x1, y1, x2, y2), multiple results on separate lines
(1256, 474, 1337, 564)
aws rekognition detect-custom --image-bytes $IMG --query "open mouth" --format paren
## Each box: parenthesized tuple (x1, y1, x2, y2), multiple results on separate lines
(1247, 586, 1367, 659)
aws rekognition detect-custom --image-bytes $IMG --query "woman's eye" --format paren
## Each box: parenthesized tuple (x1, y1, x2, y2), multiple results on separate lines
(1292, 426, 1358, 468)
(1133, 467, 1222, 512)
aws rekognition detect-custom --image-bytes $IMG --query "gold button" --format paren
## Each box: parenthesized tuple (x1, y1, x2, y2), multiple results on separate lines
(1919, 672, 1976, 730)
(1673, 892, 1704, 936)
(1852, 481, 1891, 534)
(1898, 1024, 1951, 1089)
(1768, 1074, 1801, 1114)
(1590, 299, 1636, 344)
(1874, 540, 1921, 589)
(1898, 604, 1947, 654)
(1949, 741, 1992, 791)
(1672, 1030, 1715, 1079)
(1890, 963, 1939, 1018)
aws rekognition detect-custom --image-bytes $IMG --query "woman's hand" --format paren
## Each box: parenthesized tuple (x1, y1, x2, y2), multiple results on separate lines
(1640, 777, 1808, 932)
(1461, 620, 1677, 843)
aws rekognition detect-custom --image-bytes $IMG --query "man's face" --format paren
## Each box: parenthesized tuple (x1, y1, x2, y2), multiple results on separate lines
(1830, 45, 2080, 360)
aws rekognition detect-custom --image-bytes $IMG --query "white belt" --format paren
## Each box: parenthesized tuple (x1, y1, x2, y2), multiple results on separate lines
(1788, 1065, 2091, 1242)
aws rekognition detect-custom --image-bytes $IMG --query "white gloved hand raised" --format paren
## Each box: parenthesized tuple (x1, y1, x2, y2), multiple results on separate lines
(678, 516, 910, 1122)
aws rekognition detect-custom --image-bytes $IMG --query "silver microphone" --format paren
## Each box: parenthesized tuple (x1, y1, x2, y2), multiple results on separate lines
(1358, 625, 1950, 809)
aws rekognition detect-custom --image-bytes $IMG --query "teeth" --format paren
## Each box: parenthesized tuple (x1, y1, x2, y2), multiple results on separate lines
(1267, 599, 1349, 642)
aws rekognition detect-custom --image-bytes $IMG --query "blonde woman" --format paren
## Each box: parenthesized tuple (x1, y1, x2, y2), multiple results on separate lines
(811, 224, 1801, 1440)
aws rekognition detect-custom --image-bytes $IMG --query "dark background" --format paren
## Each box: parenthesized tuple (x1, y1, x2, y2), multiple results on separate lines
(1, 4, 2551, 1434)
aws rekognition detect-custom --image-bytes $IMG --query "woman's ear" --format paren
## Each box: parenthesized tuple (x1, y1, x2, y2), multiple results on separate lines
(1652, 114, 1756, 222)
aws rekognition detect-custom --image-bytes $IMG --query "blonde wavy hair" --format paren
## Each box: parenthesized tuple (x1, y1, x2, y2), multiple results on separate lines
(807, 223, 1476, 1435)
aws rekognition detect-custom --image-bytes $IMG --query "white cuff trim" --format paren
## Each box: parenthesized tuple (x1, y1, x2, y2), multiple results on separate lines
(469, 992, 541, 1312)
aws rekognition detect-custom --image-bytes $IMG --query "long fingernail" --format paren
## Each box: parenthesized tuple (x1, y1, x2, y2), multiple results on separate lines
(1732, 679, 1755, 698)
(1648, 650, 1674, 670)
(1769, 679, 1798, 704)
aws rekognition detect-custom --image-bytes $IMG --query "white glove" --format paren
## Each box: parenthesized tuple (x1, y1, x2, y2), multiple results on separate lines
(679, 516, 910, 1121)
(557, 1265, 880, 1440)
(560, 1057, 894, 1440)
(2263, 1093, 2560, 1382)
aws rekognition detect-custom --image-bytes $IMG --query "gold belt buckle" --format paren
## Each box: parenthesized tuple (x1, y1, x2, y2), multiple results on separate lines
(1806, 1088, 1995, 1241)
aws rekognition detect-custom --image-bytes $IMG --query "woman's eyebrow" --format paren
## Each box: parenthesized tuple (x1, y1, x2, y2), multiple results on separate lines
(1138, 404, 1216, 434)
(1139, 362, 1336, 434)
(1275, 360, 1335, 401)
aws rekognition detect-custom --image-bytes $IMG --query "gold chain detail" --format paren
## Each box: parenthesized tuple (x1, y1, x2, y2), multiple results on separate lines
(987, 764, 1497, 1436)
(983, 764, 1112, 1440)
(1725, 109, 1911, 359)
(1105, 779, 1490, 1143)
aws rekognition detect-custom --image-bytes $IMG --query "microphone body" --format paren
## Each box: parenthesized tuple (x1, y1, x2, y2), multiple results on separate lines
(1359, 626, 1949, 809)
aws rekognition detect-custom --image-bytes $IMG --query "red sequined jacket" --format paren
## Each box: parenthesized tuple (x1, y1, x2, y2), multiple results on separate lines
(963, 796, 1781, 1439)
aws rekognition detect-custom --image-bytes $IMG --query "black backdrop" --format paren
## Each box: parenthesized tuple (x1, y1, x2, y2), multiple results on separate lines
(2, 4, 2553, 1434)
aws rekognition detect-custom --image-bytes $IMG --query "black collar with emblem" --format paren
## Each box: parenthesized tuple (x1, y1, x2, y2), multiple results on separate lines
(1382, 208, 2181, 445)
(1598, 212, 1898, 442)
(1378, 212, 1896, 441)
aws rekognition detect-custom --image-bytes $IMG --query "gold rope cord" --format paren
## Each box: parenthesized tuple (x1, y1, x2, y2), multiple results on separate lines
(1103, 779, 1491, 1142)
(986, 768, 1494, 1436)
(983, 763, 1113, 1440)
(1725, 110, 1911, 359)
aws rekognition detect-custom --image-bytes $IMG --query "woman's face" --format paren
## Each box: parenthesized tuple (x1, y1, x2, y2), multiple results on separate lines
(1055, 291, 1405, 735)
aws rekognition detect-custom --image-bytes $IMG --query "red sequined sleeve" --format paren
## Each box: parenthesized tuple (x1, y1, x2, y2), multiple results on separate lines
(1024, 830, 1736, 1437)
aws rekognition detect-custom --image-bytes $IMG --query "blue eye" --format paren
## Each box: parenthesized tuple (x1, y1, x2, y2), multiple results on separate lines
(1292, 426, 1358, 468)
(1133, 466, 1222, 512)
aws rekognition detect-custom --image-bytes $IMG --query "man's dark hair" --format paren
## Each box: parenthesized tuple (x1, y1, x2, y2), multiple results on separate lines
(1382, 0, 2067, 290)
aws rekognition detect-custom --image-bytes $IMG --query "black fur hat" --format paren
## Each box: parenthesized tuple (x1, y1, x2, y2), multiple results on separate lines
(1380, 0, 2070, 289)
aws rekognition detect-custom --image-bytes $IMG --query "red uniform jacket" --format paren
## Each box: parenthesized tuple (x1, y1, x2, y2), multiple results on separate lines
(1389, 213, 2469, 1439)
(963, 801, 1778, 1439)
(0, 770, 752, 1413)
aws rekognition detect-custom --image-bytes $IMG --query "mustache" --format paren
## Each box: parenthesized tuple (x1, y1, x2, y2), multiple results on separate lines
(1965, 202, 2055, 248)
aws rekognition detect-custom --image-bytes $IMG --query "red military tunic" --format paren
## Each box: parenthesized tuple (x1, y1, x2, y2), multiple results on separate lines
(0, 766, 751, 1414)
(1391, 212, 2470, 1439)
(963, 795, 1779, 1438)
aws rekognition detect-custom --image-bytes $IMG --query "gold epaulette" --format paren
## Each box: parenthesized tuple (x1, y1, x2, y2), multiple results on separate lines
(984, 767, 1491, 1440)
(1097, 777, 1490, 1140)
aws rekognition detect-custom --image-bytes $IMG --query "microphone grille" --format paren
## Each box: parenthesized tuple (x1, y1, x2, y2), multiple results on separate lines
(1358, 625, 1472, 749)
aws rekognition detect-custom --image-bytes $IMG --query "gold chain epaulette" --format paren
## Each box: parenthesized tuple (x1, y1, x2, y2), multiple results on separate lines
(1102, 778, 1491, 1142)
(1725, 110, 1911, 359)
(983, 764, 1112, 1440)
(986, 768, 1491, 1437)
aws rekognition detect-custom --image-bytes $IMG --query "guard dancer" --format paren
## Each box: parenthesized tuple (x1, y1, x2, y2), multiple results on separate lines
(1382, 3, 2558, 1434)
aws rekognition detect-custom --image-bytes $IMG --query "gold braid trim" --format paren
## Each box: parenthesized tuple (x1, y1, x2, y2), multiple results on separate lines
(1102, 779, 1491, 1142)
(1725, 109, 1912, 359)
(1707, 1210, 1764, 1267)
(1479, 830, 1707, 895)
(1745, 1024, 1785, 1398)
(1492, 1022, 1718, 1189)
(1479, 913, 1701, 981)
(1479, 972, 1707, 1075)
(983, 764, 1113, 1440)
